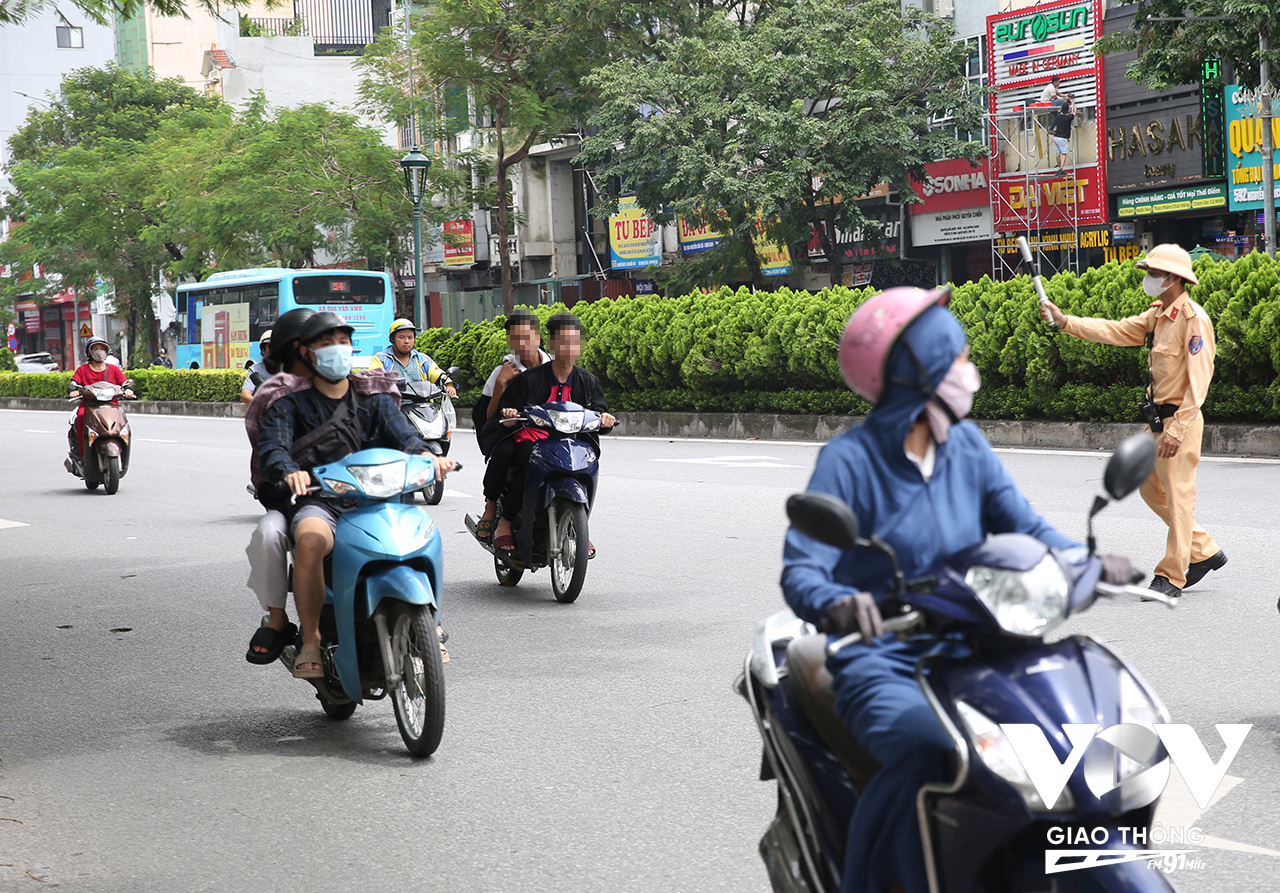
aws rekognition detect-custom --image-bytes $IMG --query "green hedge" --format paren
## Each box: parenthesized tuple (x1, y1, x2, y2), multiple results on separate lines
(0, 368, 246, 401)
(0, 349, 16, 372)
(414, 252, 1280, 422)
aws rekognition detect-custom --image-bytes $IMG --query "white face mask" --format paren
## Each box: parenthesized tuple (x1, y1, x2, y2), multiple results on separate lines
(1142, 274, 1168, 298)
(924, 360, 981, 444)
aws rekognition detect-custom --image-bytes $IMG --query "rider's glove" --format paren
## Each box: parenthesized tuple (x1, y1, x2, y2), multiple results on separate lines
(1100, 553, 1137, 585)
(822, 592, 885, 642)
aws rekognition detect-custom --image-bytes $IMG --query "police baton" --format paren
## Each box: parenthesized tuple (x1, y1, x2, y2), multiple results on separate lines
(1017, 236, 1051, 310)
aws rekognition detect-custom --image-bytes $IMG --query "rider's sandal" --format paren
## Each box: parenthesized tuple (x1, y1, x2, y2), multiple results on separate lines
(474, 518, 496, 543)
(245, 622, 298, 665)
(588, 541, 596, 560)
(292, 646, 325, 679)
(493, 534, 516, 552)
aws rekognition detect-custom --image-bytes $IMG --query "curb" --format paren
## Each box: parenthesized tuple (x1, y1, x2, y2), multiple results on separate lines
(6, 397, 1279, 457)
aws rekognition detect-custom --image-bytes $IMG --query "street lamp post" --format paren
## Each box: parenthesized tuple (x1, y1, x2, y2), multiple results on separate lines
(400, 147, 432, 329)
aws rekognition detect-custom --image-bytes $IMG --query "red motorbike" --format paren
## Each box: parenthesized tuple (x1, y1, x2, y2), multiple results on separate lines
(65, 380, 134, 495)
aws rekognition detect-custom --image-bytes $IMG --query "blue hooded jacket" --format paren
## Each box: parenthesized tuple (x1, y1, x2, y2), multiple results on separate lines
(781, 305, 1076, 621)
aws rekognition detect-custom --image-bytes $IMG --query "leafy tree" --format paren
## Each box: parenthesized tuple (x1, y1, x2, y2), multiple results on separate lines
(1096, 0, 1280, 89)
(579, 0, 985, 288)
(356, 0, 629, 314)
(0, 0, 257, 27)
(1, 66, 222, 359)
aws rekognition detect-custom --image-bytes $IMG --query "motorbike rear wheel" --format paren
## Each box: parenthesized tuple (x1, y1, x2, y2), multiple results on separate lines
(550, 502, 589, 604)
(495, 553, 523, 587)
(104, 455, 120, 495)
(84, 477, 99, 491)
(320, 699, 357, 720)
(389, 602, 445, 758)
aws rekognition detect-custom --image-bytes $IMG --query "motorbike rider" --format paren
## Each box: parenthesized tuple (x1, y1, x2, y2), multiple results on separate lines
(374, 318, 457, 395)
(258, 312, 457, 678)
(486, 313, 615, 553)
(239, 330, 275, 405)
(780, 287, 1133, 893)
(67, 337, 133, 464)
(471, 310, 551, 543)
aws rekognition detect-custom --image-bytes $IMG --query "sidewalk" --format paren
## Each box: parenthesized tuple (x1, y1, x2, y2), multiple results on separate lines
(6, 397, 1279, 456)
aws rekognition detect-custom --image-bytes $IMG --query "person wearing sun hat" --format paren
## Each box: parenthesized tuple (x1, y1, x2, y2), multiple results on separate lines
(1040, 244, 1226, 599)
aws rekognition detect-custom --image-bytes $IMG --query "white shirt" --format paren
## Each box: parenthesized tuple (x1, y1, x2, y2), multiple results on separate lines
(482, 349, 551, 397)
(905, 439, 936, 482)
(1038, 84, 1061, 104)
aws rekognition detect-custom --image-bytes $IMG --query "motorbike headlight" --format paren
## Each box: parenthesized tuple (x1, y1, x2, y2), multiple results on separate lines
(347, 461, 406, 498)
(323, 479, 360, 496)
(412, 413, 447, 440)
(965, 555, 1069, 637)
(956, 700, 1074, 813)
(91, 387, 115, 401)
(546, 409, 584, 434)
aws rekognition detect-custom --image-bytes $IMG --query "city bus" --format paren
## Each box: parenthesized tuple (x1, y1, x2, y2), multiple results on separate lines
(174, 268, 395, 371)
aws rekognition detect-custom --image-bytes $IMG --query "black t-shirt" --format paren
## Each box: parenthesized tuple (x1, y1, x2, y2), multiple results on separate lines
(1053, 107, 1075, 139)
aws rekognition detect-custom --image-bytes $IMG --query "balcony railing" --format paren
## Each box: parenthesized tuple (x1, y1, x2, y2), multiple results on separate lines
(246, 0, 391, 56)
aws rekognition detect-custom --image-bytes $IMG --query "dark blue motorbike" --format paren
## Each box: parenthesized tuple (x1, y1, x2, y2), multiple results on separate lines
(741, 434, 1183, 893)
(466, 401, 604, 603)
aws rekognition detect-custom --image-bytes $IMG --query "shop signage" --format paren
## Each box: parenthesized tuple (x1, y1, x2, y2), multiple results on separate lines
(993, 226, 1141, 262)
(909, 159, 990, 215)
(911, 206, 993, 246)
(608, 196, 661, 271)
(986, 0, 1107, 230)
(1224, 85, 1280, 211)
(443, 219, 475, 267)
(1106, 103, 1207, 191)
(805, 216, 901, 266)
(1111, 222, 1135, 241)
(1116, 183, 1229, 218)
(677, 215, 723, 255)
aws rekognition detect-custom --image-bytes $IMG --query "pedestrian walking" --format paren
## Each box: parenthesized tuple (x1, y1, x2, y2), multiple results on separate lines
(1040, 244, 1227, 598)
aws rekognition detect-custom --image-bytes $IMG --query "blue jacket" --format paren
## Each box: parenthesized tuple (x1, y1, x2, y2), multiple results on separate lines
(781, 305, 1076, 622)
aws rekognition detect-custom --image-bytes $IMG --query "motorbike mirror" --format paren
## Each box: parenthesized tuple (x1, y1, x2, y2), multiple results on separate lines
(447, 366, 461, 377)
(786, 492, 861, 552)
(1104, 433, 1156, 501)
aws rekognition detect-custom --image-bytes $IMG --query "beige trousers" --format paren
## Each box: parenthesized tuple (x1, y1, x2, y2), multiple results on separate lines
(1139, 416, 1219, 588)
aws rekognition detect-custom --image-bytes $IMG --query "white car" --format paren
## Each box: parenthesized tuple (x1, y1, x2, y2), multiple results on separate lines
(16, 352, 59, 373)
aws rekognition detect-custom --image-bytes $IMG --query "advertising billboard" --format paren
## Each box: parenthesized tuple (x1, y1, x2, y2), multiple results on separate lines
(1224, 85, 1280, 211)
(201, 301, 250, 369)
(609, 196, 662, 270)
(986, 0, 1107, 230)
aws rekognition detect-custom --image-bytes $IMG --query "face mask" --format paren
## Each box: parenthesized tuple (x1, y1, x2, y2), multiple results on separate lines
(90, 349, 107, 363)
(310, 344, 354, 381)
(923, 360, 981, 444)
(1142, 274, 1168, 298)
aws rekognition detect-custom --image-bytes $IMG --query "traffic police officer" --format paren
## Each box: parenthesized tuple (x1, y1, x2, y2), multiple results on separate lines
(1040, 244, 1227, 598)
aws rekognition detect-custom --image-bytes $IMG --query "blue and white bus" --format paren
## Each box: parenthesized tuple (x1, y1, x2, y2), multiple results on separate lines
(174, 268, 395, 371)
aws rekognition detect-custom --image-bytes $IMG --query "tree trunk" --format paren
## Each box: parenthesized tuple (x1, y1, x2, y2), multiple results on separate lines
(740, 215, 766, 291)
(825, 204, 842, 288)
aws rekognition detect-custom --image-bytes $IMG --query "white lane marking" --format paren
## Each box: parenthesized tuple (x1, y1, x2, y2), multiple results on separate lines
(136, 438, 178, 443)
(23, 429, 56, 434)
(443, 490, 475, 499)
(0, 518, 30, 529)
(1147, 767, 1280, 857)
(652, 455, 804, 468)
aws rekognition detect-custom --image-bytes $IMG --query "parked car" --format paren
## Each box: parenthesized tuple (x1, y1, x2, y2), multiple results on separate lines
(16, 352, 59, 373)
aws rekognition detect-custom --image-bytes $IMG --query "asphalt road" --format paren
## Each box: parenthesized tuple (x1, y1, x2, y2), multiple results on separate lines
(1, 408, 1278, 892)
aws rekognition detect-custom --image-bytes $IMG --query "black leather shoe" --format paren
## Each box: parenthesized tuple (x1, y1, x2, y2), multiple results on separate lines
(1184, 550, 1227, 589)
(1143, 575, 1182, 600)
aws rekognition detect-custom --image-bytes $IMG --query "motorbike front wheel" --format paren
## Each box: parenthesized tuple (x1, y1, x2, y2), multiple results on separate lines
(104, 455, 120, 495)
(550, 502, 589, 604)
(389, 602, 445, 758)
(423, 479, 443, 505)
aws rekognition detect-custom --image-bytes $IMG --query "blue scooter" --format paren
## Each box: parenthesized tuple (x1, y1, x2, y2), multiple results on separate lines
(741, 434, 1182, 892)
(281, 448, 456, 758)
(466, 401, 605, 603)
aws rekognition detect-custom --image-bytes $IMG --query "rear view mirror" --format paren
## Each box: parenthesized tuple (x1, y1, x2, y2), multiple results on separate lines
(1104, 433, 1156, 501)
(447, 366, 462, 377)
(786, 492, 861, 552)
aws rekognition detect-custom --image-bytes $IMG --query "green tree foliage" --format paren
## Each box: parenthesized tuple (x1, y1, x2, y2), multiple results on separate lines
(1, 66, 222, 357)
(0, 0, 255, 26)
(0, 349, 16, 372)
(1096, 0, 1280, 89)
(579, 0, 985, 289)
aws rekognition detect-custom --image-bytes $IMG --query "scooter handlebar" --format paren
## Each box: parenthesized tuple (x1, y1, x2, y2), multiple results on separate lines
(1095, 581, 1177, 608)
(826, 610, 923, 657)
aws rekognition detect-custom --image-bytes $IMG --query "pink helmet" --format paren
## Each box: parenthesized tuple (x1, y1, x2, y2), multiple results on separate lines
(839, 286, 952, 403)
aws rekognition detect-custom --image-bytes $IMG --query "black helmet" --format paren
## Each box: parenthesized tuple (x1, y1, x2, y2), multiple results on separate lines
(300, 311, 355, 345)
(268, 308, 316, 365)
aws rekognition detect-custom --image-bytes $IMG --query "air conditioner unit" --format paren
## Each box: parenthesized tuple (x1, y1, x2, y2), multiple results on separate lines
(1138, 233, 1154, 252)
(935, 0, 954, 17)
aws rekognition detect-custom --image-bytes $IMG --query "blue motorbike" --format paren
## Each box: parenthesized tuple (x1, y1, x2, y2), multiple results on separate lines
(281, 448, 455, 757)
(466, 401, 604, 603)
(741, 434, 1182, 892)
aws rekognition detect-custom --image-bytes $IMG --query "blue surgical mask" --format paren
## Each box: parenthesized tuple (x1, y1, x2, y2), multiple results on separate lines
(311, 344, 354, 381)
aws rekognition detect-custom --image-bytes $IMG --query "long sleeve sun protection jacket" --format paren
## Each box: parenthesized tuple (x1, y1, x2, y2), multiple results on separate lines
(781, 305, 1077, 623)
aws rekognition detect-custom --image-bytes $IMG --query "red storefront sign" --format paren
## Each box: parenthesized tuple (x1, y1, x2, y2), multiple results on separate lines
(909, 159, 990, 215)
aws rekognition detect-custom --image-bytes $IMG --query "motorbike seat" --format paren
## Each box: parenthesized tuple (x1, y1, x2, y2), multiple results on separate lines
(785, 634, 882, 790)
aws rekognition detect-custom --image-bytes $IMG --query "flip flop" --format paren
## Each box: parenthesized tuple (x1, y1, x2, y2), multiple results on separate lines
(292, 645, 325, 679)
(475, 518, 496, 544)
(494, 534, 516, 552)
(245, 622, 298, 665)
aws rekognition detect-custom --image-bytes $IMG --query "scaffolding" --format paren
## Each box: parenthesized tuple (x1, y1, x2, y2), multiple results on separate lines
(987, 99, 1091, 282)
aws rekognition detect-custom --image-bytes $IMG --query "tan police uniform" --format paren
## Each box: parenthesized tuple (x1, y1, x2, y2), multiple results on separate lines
(1058, 253, 1219, 589)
